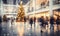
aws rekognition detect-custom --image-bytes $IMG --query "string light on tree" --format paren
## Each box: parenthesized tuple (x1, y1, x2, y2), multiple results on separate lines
(16, 0, 25, 22)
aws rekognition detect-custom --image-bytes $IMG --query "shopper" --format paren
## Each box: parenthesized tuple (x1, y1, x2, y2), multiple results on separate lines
(44, 16, 49, 30)
(0, 16, 2, 23)
(0, 16, 2, 36)
(11, 17, 14, 25)
(56, 16, 60, 31)
(29, 18, 33, 28)
(3, 15, 7, 22)
(34, 17, 36, 28)
(24, 16, 26, 24)
(39, 16, 44, 32)
(50, 16, 55, 30)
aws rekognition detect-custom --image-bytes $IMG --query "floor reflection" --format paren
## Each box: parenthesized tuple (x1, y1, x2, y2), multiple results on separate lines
(0, 20, 60, 36)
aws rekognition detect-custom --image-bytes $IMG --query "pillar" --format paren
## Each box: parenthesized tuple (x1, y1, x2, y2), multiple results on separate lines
(0, 0, 3, 16)
(49, 0, 53, 17)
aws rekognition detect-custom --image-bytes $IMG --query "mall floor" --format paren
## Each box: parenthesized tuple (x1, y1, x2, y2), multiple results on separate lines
(0, 20, 60, 36)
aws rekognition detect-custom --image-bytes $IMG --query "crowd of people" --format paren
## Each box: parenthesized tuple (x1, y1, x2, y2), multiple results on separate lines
(0, 15, 15, 36)
(0, 15, 60, 35)
(0, 15, 9, 36)
(24, 15, 60, 32)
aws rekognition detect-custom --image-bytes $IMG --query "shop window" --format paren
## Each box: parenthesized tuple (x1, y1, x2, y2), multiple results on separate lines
(28, 7, 33, 12)
(28, 7, 30, 12)
(53, 0, 60, 5)
(46, 1, 49, 6)
(41, 2, 46, 8)
(41, 2, 45, 6)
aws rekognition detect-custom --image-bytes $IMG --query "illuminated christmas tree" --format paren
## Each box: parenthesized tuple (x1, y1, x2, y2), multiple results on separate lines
(16, 1, 25, 22)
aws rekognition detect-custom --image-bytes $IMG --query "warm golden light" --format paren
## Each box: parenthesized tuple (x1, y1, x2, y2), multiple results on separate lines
(16, 0, 25, 22)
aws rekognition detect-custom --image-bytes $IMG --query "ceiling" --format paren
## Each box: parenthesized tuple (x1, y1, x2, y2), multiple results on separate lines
(2, 0, 30, 5)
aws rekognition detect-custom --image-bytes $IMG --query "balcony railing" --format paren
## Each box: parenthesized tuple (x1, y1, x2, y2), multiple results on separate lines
(27, 4, 49, 13)
(27, 0, 60, 13)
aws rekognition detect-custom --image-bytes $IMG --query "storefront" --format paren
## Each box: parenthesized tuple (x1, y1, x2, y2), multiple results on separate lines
(28, 11, 50, 19)
(53, 9, 60, 19)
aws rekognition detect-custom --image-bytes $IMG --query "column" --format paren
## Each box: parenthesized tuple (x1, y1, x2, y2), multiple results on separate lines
(1, 0, 3, 16)
(33, 0, 36, 30)
(33, 0, 35, 11)
(49, 0, 53, 17)
(0, 0, 1, 14)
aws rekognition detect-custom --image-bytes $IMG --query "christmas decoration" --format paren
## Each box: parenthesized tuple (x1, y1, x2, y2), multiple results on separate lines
(16, 1, 25, 22)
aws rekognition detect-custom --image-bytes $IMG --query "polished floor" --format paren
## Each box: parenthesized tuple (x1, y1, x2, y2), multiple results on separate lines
(0, 20, 60, 36)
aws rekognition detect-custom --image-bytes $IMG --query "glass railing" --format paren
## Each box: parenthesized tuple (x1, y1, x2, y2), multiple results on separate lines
(27, 0, 60, 13)
(27, 7, 34, 13)
(3, 5, 18, 14)
(27, 5, 49, 13)
(27, 1, 49, 13)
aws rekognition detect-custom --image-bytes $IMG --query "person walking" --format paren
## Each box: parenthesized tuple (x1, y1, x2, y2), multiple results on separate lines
(0, 16, 2, 24)
(11, 17, 14, 25)
(3, 15, 7, 22)
(56, 16, 60, 31)
(34, 17, 36, 28)
(29, 18, 33, 28)
(38, 16, 44, 32)
(44, 16, 49, 30)
(50, 16, 55, 31)
(24, 16, 26, 24)
(24, 16, 27, 30)
(0, 16, 2, 36)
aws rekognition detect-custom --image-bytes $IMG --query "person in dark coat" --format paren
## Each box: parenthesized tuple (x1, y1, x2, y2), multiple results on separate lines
(39, 16, 44, 27)
(56, 16, 60, 25)
(50, 16, 54, 25)
(11, 17, 14, 25)
(50, 16, 55, 30)
(56, 16, 60, 31)
(3, 15, 7, 22)
(24, 16, 27, 30)
(0, 16, 2, 23)
(38, 16, 44, 32)
(29, 18, 33, 28)
(24, 16, 26, 24)
(0, 16, 2, 36)
(34, 17, 36, 28)
(44, 16, 49, 30)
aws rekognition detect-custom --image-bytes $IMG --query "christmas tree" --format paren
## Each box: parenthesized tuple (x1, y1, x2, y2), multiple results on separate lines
(16, 1, 25, 22)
